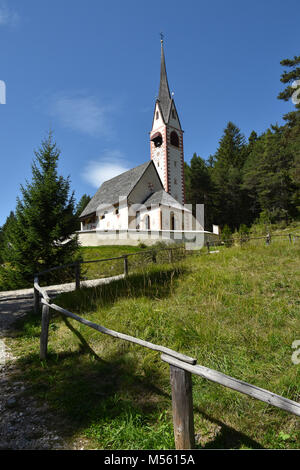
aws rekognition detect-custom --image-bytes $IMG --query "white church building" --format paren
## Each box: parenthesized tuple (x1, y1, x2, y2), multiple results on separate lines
(78, 40, 216, 248)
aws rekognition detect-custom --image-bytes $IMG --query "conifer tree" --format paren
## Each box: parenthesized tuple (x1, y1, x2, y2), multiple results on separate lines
(75, 194, 91, 230)
(277, 55, 300, 125)
(185, 154, 215, 230)
(212, 122, 249, 229)
(1, 133, 80, 288)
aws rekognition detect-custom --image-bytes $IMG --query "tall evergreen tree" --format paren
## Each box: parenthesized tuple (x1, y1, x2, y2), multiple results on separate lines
(1, 133, 80, 289)
(185, 154, 215, 230)
(75, 194, 91, 230)
(243, 126, 298, 222)
(211, 122, 250, 229)
(0, 211, 15, 265)
(277, 55, 300, 125)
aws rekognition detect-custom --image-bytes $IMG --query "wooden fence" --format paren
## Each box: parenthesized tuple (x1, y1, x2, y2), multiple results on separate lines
(33, 245, 187, 313)
(34, 231, 300, 313)
(33, 238, 300, 449)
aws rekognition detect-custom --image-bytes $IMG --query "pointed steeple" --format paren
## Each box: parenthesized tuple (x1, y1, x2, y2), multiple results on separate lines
(158, 38, 172, 123)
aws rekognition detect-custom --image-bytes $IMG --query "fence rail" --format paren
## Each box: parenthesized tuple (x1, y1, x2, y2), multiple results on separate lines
(34, 245, 300, 449)
(33, 231, 299, 313)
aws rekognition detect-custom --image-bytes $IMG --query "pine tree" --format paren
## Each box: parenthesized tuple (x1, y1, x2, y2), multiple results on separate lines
(1, 133, 80, 288)
(76, 194, 91, 217)
(211, 122, 249, 229)
(185, 154, 215, 230)
(277, 55, 300, 125)
(75, 194, 91, 230)
(243, 127, 298, 222)
(0, 211, 15, 265)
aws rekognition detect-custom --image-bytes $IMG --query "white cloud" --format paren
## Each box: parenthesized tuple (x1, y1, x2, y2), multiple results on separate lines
(49, 94, 112, 137)
(0, 3, 19, 26)
(82, 150, 130, 188)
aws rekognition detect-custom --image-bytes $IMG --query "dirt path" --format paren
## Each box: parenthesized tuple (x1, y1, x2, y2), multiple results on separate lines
(0, 296, 74, 449)
(0, 274, 126, 450)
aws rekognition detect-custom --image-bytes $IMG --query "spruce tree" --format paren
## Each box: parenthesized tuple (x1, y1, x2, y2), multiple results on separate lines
(277, 55, 300, 125)
(1, 133, 80, 288)
(75, 194, 91, 230)
(185, 154, 215, 230)
(211, 122, 249, 229)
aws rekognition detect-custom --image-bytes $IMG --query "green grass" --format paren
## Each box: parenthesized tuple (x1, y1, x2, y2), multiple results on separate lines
(7, 236, 300, 449)
(78, 244, 152, 281)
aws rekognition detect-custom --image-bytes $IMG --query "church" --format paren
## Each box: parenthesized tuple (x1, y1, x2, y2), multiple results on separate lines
(78, 40, 214, 248)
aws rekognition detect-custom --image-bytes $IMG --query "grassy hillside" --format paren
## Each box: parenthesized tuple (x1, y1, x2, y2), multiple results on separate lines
(7, 236, 300, 449)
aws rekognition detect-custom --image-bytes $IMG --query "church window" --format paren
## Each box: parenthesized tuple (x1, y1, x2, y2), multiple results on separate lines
(170, 131, 179, 147)
(151, 132, 163, 148)
(145, 215, 151, 230)
(174, 178, 177, 185)
(156, 111, 159, 120)
(174, 161, 177, 167)
(170, 212, 175, 230)
(136, 211, 140, 230)
(172, 109, 176, 119)
(115, 208, 119, 215)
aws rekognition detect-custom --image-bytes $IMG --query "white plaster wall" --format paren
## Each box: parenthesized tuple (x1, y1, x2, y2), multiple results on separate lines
(167, 144, 184, 205)
(77, 229, 215, 248)
(129, 164, 163, 204)
(151, 103, 165, 132)
(96, 201, 128, 231)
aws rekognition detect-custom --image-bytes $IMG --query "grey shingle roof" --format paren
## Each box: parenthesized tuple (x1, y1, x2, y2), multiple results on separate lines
(158, 41, 172, 123)
(144, 189, 185, 210)
(80, 161, 152, 218)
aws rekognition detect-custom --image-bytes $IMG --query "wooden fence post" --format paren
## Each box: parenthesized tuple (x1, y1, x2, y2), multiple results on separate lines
(206, 241, 210, 253)
(170, 364, 195, 450)
(34, 277, 40, 314)
(124, 255, 129, 276)
(75, 262, 81, 290)
(40, 304, 50, 360)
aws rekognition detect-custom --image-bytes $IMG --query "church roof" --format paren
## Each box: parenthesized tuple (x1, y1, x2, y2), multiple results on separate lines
(144, 189, 188, 211)
(158, 40, 172, 123)
(80, 161, 152, 218)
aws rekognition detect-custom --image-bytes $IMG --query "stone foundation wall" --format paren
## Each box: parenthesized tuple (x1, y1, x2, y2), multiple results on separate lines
(77, 230, 219, 249)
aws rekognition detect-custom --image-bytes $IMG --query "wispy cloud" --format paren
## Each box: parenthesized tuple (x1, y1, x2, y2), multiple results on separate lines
(49, 94, 113, 137)
(0, 3, 19, 27)
(82, 150, 130, 188)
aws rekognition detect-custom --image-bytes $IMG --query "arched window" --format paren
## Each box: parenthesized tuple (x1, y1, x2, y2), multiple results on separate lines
(145, 215, 151, 230)
(151, 132, 163, 148)
(170, 131, 179, 147)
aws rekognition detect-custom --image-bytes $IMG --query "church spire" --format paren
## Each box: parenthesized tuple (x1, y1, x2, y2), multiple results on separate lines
(158, 37, 172, 123)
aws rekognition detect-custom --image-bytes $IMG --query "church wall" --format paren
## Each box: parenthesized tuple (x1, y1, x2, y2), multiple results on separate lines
(77, 229, 217, 248)
(96, 201, 128, 231)
(166, 126, 185, 205)
(128, 164, 163, 204)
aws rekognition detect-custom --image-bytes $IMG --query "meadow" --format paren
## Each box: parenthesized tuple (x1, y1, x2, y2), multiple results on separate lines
(7, 236, 300, 449)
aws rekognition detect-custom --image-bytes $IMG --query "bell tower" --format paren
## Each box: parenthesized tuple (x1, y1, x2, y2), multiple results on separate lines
(150, 38, 185, 205)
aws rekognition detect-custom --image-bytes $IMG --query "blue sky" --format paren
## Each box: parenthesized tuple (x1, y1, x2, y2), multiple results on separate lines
(0, 0, 299, 225)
